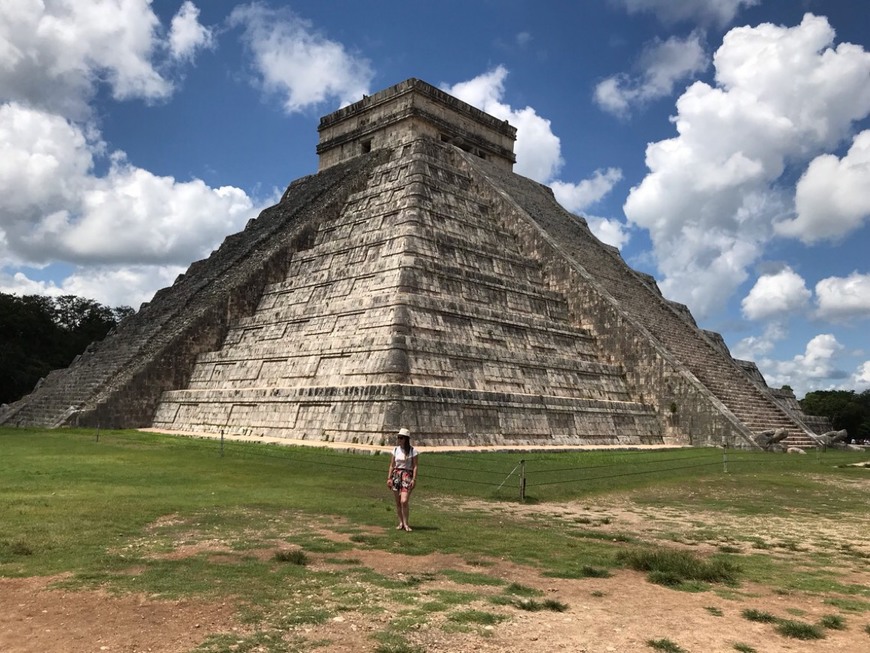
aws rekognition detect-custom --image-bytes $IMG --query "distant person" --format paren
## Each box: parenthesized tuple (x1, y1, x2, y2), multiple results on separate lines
(387, 427, 419, 532)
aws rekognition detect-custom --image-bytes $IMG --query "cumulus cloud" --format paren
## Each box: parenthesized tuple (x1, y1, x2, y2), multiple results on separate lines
(551, 168, 624, 212)
(752, 333, 849, 395)
(731, 322, 786, 361)
(0, 0, 268, 309)
(169, 1, 215, 61)
(741, 266, 811, 321)
(0, 104, 260, 269)
(594, 32, 708, 116)
(623, 14, 870, 318)
(585, 215, 631, 250)
(0, 0, 174, 120)
(611, 0, 759, 27)
(445, 66, 563, 183)
(777, 130, 870, 243)
(854, 361, 870, 390)
(229, 3, 373, 113)
(445, 67, 630, 248)
(815, 272, 870, 321)
(0, 264, 186, 310)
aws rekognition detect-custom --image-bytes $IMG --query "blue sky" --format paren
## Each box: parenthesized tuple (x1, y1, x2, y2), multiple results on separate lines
(1, 0, 868, 398)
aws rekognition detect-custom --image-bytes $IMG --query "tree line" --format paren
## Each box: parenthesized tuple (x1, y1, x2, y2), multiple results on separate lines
(800, 389, 870, 442)
(0, 293, 133, 405)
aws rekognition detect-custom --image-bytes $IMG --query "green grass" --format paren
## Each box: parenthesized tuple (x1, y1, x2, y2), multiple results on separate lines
(617, 547, 740, 588)
(774, 619, 825, 640)
(741, 608, 777, 623)
(440, 569, 505, 586)
(2, 427, 869, 649)
(819, 614, 846, 630)
(502, 582, 542, 597)
(646, 638, 687, 652)
(272, 549, 308, 565)
(823, 597, 870, 613)
(732, 644, 756, 653)
(446, 609, 506, 625)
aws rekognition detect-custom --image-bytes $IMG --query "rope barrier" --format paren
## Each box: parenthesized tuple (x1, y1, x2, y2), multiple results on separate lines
(68, 430, 870, 495)
(527, 460, 723, 487)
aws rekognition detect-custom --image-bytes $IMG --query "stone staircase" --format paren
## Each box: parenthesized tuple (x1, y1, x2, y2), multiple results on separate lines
(464, 151, 816, 448)
(0, 154, 388, 429)
(4, 77, 822, 450)
(153, 140, 664, 445)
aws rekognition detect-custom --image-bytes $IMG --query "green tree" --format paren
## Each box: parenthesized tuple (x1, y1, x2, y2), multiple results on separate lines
(800, 390, 869, 441)
(0, 293, 133, 405)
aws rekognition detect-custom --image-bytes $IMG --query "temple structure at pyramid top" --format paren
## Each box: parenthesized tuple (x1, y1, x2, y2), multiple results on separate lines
(1, 78, 826, 449)
(316, 78, 517, 171)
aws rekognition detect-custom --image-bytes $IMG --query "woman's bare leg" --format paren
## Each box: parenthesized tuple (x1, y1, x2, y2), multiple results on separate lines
(393, 490, 405, 529)
(400, 491, 411, 531)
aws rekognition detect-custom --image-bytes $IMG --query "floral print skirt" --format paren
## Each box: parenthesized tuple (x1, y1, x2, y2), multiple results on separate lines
(389, 468, 414, 492)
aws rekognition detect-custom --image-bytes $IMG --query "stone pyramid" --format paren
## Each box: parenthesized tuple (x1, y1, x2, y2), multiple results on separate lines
(1, 79, 820, 448)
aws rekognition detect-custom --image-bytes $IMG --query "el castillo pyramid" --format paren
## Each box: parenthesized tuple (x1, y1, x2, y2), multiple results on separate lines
(1, 79, 824, 448)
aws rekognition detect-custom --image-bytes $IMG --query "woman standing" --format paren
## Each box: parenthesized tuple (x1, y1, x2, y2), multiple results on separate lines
(387, 427, 419, 532)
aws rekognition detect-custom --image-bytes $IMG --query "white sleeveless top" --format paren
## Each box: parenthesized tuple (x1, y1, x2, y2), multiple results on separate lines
(392, 446, 418, 471)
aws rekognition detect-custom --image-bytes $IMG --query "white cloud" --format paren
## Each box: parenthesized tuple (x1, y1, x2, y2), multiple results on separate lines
(0, 3, 279, 308)
(584, 215, 631, 250)
(0, 0, 173, 120)
(593, 78, 631, 116)
(0, 102, 95, 232)
(854, 361, 870, 390)
(229, 3, 373, 113)
(741, 266, 811, 321)
(612, 0, 760, 27)
(0, 104, 264, 293)
(623, 14, 870, 318)
(815, 272, 870, 321)
(445, 68, 630, 249)
(552, 171, 630, 249)
(0, 264, 185, 310)
(445, 66, 563, 183)
(516, 32, 532, 48)
(777, 130, 870, 243)
(56, 158, 257, 265)
(594, 32, 708, 116)
(169, 1, 215, 61)
(754, 333, 848, 396)
(551, 168, 623, 212)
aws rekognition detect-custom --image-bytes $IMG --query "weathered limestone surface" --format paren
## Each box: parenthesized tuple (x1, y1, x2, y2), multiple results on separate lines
(153, 139, 660, 446)
(0, 154, 388, 429)
(458, 150, 816, 449)
(3, 78, 820, 449)
(317, 78, 516, 171)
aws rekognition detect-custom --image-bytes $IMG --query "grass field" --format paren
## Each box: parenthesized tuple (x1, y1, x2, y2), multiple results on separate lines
(1, 428, 869, 652)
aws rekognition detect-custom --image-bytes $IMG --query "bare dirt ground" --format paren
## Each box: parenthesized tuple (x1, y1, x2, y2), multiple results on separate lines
(2, 480, 869, 653)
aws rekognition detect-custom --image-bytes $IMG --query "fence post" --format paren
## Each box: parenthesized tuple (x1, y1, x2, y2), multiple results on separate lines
(220, 429, 225, 458)
(519, 459, 526, 501)
(723, 441, 728, 474)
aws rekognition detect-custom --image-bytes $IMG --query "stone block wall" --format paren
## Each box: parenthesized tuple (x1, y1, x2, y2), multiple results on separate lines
(0, 153, 389, 429)
(153, 138, 663, 446)
(460, 148, 814, 448)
